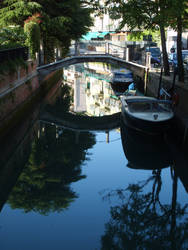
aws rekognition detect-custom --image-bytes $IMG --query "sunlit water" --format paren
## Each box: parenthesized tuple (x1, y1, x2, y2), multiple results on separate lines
(0, 62, 187, 250)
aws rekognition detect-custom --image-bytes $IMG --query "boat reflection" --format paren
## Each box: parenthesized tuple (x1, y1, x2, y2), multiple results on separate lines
(120, 118, 173, 170)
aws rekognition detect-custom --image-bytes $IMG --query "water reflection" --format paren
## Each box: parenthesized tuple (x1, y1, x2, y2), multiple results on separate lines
(0, 62, 187, 250)
(7, 123, 96, 215)
(120, 120, 173, 170)
(63, 62, 121, 116)
(100, 120, 188, 249)
(101, 171, 188, 249)
(5, 82, 96, 215)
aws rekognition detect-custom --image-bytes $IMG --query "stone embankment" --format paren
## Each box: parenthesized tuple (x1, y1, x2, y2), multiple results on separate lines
(146, 69, 188, 145)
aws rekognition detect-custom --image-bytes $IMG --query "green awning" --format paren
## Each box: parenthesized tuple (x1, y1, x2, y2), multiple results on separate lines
(97, 32, 109, 38)
(81, 31, 113, 41)
(82, 32, 99, 40)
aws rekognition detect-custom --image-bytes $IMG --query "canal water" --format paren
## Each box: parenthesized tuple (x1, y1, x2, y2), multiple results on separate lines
(0, 62, 187, 250)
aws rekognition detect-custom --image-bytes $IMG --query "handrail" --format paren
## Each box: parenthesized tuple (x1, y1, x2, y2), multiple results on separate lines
(124, 97, 172, 105)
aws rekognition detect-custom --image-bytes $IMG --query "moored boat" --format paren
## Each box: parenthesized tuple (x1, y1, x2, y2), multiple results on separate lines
(109, 68, 134, 93)
(120, 95, 174, 134)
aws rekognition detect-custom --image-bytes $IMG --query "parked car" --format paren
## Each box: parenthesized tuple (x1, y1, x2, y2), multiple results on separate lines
(145, 47, 161, 65)
(168, 50, 188, 71)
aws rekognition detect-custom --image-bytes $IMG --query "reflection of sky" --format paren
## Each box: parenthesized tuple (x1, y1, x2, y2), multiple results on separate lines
(0, 130, 187, 250)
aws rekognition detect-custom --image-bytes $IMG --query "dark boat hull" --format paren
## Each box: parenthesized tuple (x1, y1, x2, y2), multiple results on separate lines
(120, 119, 173, 170)
(121, 107, 174, 135)
(111, 81, 132, 94)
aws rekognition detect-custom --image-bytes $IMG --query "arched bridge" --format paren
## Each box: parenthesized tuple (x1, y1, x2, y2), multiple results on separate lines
(37, 54, 148, 80)
(39, 110, 121, 132)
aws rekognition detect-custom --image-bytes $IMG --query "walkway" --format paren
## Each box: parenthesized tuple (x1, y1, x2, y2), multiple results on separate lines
(37, 54, 147, 80)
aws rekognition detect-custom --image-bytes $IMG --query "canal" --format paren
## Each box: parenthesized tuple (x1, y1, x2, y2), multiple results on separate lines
(0, 62, 187, 250)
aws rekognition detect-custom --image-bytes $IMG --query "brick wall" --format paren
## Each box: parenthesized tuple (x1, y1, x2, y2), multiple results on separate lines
(0, 60, 37, 93)
(0, 60, 39, 122)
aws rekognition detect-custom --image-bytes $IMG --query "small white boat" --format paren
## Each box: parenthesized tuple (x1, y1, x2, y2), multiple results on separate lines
(120, 95, 174, 134)
(109, 68, 134, 93)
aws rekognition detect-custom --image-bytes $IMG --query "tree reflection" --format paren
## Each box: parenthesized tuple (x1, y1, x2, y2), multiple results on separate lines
(45, 83, 73, 115)
(101, 168, 188, 250)
(7, 83, 96, 215)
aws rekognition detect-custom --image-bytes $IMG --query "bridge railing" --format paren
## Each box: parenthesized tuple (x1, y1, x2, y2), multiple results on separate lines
(68, 41, 127, 59)
(68, 41, 151, 67)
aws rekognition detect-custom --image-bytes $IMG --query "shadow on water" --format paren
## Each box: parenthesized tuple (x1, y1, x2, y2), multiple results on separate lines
(100, 119, 188, 250)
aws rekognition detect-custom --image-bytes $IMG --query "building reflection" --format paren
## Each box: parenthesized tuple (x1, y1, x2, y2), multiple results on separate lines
(63, 62, 121, 116)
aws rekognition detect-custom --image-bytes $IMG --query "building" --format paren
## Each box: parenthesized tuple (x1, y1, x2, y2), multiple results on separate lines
(166, 29, 188, 52)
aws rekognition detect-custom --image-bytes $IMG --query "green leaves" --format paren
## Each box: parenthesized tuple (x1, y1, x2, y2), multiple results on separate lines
(24, 21, 40, 59)
(0, 26, 26, 47)
(0, 0, 93, 62)
(0, 0, 42, 26)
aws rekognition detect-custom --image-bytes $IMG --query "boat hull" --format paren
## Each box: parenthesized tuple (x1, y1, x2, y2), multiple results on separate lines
(121, 107, 174, 135)
(120, 95, 174, 134)
(110, 81, 132, 94)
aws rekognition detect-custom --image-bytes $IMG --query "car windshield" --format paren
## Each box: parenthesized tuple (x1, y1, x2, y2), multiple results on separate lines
(170, 52, 188, 61)
(114, 73, 132, 78)
(182, 53, 188, 60)
(146, 47, 160, 55)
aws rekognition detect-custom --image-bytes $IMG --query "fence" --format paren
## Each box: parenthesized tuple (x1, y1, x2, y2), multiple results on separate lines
(68, 41, 149, 65)
(69, 41, 126, 59)
(0, 47, 29, 64)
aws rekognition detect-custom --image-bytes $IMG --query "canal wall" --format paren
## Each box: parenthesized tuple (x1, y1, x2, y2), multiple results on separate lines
(0, 76, 62, 210)
(146, 71, 188, 146)
(0, 60, 39, 121)
(0, 58, 63, 137)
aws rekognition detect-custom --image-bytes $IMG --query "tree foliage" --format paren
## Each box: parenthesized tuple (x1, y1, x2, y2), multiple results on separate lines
(0, 26, 26, 48)
(0, 0, 94, 62)
(105, 0, 187, 78)
(24, 21, 40, 59)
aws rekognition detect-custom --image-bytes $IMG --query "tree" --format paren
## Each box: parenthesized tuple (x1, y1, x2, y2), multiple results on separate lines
(105, 0, 171, 75)
(0, 26, 26, 48)
(168, 0, 188, 82)
(0, 0, 93, 62)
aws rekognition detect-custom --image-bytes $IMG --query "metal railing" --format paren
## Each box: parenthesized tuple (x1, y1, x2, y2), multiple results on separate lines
(68, 41, 151, 67)
(68, 41, 127, 59)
